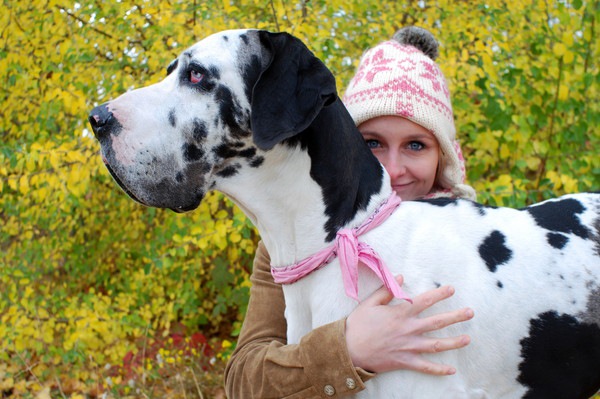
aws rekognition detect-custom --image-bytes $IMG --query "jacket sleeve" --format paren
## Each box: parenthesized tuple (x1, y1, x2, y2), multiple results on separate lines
(224, 241, 375, 398)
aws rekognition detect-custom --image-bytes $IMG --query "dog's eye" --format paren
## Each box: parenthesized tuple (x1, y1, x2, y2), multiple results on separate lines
(190, 70, 204, 84)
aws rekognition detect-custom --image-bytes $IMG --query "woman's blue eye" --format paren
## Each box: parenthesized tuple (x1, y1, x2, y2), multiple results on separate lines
(365, 139, 380, 149)
(408, 141, 425, 151)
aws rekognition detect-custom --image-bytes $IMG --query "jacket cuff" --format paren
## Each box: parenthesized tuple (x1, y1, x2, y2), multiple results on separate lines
(299, 319, 374, 397)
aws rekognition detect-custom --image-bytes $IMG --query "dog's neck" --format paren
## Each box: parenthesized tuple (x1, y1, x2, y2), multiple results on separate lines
(219, 98, 391, 266)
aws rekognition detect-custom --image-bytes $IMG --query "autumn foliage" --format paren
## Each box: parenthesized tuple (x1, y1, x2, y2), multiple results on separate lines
(1, 0, 598, 398)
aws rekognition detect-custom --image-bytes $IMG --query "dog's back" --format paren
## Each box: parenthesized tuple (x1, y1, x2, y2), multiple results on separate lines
(284, 193, 600, 398)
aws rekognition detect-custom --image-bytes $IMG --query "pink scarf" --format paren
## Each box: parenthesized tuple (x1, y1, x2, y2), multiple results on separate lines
(271, 194, 412, 302)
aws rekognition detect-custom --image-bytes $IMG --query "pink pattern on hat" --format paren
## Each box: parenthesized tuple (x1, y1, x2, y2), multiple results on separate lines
(454, 140, 467, 182)
(344, 42, 453, 122)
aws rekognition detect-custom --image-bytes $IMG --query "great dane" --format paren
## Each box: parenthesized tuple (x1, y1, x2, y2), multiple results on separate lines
(88, 29, 600, 398)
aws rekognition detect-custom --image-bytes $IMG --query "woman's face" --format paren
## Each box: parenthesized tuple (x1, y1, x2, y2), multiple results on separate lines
(359, 115, 440, 200)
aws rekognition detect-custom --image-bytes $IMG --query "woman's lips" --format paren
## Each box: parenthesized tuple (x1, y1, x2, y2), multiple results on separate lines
(392, 182, 413, 190)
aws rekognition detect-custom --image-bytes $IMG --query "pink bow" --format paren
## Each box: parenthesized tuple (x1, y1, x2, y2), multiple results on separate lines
(272, 194, 412, 302)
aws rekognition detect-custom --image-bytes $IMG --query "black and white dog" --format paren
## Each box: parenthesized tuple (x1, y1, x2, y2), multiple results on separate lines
(89, 30, 600, 398)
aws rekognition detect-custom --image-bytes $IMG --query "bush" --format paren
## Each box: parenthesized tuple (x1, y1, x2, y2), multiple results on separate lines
(1, 1, 598, 397)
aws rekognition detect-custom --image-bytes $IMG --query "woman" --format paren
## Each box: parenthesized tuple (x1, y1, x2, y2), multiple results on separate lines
(225, 27, 476, 398)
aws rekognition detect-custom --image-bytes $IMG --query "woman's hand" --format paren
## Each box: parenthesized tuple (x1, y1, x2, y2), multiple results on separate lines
(345, 275, 473, 375)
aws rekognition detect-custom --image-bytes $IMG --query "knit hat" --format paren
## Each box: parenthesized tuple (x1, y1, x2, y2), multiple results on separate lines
(343, 27, 476, 200)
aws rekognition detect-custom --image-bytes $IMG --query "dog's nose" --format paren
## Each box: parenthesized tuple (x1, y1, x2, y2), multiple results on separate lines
(88, 103, 116, 139)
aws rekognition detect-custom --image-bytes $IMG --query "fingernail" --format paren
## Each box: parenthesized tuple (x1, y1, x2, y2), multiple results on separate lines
(447, 367, 456, 375)
(465, 308, 474, 318)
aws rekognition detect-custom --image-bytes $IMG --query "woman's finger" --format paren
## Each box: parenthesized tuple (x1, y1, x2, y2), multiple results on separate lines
(361, 274, 405, 307)
(412, 334, 471, 354)
(408, 285, 456, 314)
(415, 307, 475, 334)
(397, 353, 458, 376)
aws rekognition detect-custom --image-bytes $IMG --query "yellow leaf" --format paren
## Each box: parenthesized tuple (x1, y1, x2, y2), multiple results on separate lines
(561, 32, 574, 46)
(8, 177, 17, 191)
(0, 377, 14, 390)
(19, 175, 29, 195)
(563, 50, 574, 64)
(36, 387, 51, 399)
(495, 174, 512, 187)
(461, 48, 469, 62)
(499, 144, 510, 159)
(26, 156, 36, 172)
(553, 42, 566, 57)
(562, 175, 578, 193)
(230, 231, 242, 243)
(558, 84, 569, 101)
(546, 170, 562, 189)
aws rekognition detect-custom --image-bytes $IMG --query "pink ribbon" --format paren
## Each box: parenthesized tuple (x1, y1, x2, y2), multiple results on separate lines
(271, 194, 412, 302)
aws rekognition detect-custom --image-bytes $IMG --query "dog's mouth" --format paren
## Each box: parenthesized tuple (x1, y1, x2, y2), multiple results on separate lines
(103, 157, 202, 213)
(103, 158, 148, 207)
(169, 203, 198, 213)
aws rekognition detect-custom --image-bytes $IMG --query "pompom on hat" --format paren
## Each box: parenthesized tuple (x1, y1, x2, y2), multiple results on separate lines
(343, 26, 476, 200)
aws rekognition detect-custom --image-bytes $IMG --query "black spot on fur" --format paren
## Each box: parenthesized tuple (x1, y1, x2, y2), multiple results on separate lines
(416, 198, 458, 207)
(216, 85, 246, 136)
(525, 198, 590, 239)
(223, 36, 229, 42)
(478, 230, 512, 272)
(213, 143, 238, 159)
(166, 59, 178, 76)
(518, 311, 600, 399)
(240, 33, 249, 45)
(209, 65, 221, 80)
(417, 198, 492, 215)
(547, 232, 569, 249)
(192, 119, 207, 141)
(249, 156, 264, 168)
(183, 143, 204, 162)
(169, 109, 177, 127)
(497, 281, 503, 288)
(230, 126, 250, 140)
(470, 201, 492, 216)
(216, 165, 239, 178)
(238, 148, 256, 158)
(175, 172, 184, 183)
(593, 217, 600, 256)
(200, 162, 211, 173)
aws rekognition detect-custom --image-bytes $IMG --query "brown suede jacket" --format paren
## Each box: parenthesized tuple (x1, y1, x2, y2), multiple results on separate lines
(224, 241, 375, 398)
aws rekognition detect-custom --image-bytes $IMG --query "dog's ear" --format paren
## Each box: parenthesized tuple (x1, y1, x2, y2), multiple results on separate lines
(251, 31, 337, 150)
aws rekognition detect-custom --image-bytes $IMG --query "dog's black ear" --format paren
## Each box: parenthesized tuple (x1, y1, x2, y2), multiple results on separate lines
(251, 31, 337, 150)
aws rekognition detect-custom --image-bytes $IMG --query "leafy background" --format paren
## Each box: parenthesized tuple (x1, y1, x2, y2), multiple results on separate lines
(1, 0, 598, 398)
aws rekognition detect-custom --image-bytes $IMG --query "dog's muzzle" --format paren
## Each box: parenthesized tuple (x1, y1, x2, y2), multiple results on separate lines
(88, 103, 145, 204)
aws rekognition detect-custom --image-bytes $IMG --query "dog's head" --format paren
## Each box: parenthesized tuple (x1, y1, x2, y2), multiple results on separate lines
(89, 29, 337, 212)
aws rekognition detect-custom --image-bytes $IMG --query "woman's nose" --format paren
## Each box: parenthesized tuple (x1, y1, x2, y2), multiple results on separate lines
(384, 153, 407, 179)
